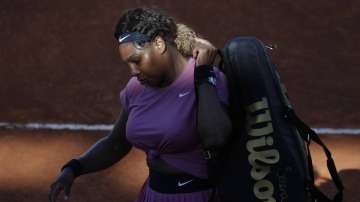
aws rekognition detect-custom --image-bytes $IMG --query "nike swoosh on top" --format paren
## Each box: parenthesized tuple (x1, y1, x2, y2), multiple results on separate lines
(178, 91, 190, 97)
(177, 179, 194, 187)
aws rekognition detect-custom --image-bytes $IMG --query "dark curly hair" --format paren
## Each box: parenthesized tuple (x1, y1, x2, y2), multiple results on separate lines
(114, 7, 178, 47)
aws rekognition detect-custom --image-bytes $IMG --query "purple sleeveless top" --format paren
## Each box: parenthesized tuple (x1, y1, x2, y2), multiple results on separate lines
(119, 57, 228, 179)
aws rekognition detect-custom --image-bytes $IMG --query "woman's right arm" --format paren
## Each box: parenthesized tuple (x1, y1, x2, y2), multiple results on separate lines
(49, 109, 131, 202)
(76, 109, 132, 175)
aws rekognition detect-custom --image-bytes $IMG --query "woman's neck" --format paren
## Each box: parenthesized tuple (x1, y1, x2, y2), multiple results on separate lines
(159, 48, 189, 88)
(173, 51, 189, 79)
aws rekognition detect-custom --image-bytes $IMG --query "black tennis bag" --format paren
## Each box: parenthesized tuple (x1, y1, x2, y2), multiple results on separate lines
(209, 37, 344, 202)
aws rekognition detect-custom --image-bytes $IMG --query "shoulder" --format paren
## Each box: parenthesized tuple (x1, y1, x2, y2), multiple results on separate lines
(213, 66, 226, 79)
(121, 76, 144, 98)
(119, 77, 144, 112)
(212, 65, 228, 87)
(212, 65, 229, 106)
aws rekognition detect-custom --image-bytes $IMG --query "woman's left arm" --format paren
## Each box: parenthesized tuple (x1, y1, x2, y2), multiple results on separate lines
(193, 38, 232, 151)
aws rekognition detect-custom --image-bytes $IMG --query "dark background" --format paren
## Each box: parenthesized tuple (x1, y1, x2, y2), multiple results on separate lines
(1, 0, 359, 126)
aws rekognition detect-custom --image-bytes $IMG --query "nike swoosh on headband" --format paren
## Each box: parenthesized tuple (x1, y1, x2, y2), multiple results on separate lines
(118, 34, 131, 43)
(117, 32, 151, 44)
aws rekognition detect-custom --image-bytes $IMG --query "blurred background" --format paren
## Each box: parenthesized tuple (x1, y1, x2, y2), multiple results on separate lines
(0, 0, 359, 201)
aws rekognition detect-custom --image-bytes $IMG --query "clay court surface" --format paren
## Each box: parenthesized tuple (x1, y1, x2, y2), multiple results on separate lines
(0, 129, 358, 202)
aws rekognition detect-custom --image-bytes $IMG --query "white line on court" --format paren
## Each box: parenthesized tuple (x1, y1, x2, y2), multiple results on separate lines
(1, 122, 360, 135)
(0, 122, 113, 131)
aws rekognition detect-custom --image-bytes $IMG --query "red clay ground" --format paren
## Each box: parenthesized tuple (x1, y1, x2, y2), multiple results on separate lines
(0, 129, 358, 202)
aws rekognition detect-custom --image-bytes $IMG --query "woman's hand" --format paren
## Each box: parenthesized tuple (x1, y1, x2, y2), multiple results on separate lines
(48, 168, 75, 202)
(192, 37, 218, 66)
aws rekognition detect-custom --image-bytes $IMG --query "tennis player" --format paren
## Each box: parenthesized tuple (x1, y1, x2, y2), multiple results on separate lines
(49, 7, 231, 202)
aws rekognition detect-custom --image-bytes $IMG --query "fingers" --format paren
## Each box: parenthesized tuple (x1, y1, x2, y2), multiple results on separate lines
(192, 37, 217, 65)
(49, 183, 65, 202)
(48, 183, 71, 202)
(192, 49, 199, 59)
(194, 48, 217, 66)
(194, 37, 214, 48)
(64, 183, 72, 200)
(49, 169, 76, 202)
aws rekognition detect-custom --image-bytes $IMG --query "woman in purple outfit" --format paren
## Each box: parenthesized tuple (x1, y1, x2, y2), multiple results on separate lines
(48, 7, 232, 202)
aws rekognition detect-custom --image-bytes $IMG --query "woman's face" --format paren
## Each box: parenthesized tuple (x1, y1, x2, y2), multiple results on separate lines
(118, 36, 171, 87)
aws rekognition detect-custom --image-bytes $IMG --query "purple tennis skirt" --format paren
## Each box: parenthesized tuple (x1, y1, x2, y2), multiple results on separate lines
(134, 177, 222, 202)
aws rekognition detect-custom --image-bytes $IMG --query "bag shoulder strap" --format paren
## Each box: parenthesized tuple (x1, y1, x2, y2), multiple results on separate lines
(286, 108, 344, 202)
